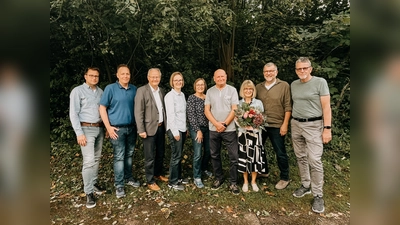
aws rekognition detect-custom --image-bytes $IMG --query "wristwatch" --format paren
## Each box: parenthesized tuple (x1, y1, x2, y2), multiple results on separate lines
(323, 126, 331, 129)
(223, 123, 228, 128)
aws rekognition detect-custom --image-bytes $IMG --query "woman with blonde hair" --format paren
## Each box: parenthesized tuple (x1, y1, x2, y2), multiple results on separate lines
(236, 80, 268, 192)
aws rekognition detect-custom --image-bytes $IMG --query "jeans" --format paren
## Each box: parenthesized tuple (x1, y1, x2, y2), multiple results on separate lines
(109, 125, 137, 188)
(209, 131, 238, 185)
(291, 119, 324, 197)
(81, 127, 104, 194)
(189, 126, 210, 179)
(262, 127, 289, 180)
(142, 126, 166, 184)
(167, 130, 186, 185)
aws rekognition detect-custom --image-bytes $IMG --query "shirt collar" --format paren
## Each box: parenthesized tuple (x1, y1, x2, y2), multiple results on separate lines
(83, 82, 97, 90)
(171, 88, 182, 96)
(150, 84, 159, 92)
(116, 81, 130, 89)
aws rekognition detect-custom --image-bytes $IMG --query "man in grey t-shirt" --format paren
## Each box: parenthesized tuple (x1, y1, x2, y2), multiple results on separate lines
(291, 57, 332, 214)
(204, 69, 240, 195)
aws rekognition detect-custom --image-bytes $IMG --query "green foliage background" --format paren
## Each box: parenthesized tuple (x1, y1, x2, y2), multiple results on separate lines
(50, 0, 350, 158)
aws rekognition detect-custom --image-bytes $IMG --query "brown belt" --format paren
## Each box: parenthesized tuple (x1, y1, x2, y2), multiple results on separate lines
(81, 122, 103, 127)
(158, 122, 163, 127)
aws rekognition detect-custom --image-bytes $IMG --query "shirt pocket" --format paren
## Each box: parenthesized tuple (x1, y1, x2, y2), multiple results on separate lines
(224, 95, 232, 105)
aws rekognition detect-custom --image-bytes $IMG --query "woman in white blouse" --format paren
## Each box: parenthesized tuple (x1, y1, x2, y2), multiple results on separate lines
(164, 72, 187, 191)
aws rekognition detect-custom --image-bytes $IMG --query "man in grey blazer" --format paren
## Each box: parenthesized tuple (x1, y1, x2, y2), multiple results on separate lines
(134, 68, 167, 191)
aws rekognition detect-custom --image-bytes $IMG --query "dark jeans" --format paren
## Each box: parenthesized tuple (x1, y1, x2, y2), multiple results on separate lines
(262, 127, 289, 180)
(109, 126, 137, 188)
(142, 126, 166, 184)
(167, 130, 186, 185)
(209, 131, 238, 185)
(189, 126, 211, 179)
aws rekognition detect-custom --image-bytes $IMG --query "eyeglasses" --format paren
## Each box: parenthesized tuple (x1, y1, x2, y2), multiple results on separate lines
(173, 79, 183, 82)
(295, 67, 310, 72)
(87, 75, 99, 78)
(263, 70, 276, 73)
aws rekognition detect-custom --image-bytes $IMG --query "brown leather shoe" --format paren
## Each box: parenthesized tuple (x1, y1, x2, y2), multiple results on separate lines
(275, 180, 290, 190)
(148, 183, 161, 191)
(154, 175, 168, 182)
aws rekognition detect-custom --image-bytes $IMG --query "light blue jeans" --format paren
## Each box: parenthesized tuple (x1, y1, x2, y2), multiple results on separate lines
(109, 126, 137, 188)
(81, 127, 104, 194)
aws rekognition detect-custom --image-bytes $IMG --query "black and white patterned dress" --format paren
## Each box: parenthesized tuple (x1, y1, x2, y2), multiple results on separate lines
(237, 99, 267, 174)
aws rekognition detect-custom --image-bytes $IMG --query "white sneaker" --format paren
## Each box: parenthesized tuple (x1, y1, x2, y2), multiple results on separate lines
(251, 183, 259, 192)
(242, 183, 249, 192)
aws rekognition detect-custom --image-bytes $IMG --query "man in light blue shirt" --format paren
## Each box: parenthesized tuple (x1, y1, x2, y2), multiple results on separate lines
(69, 67, 105, 208)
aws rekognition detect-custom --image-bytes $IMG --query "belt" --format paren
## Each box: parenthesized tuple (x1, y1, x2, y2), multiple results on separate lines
(292, 116, 322, 122)
(81, 122, 103, 127)
(158, 122, 163, 127)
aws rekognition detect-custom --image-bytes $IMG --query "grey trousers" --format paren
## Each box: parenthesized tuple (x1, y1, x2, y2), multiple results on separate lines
(291, 119, 324, 197)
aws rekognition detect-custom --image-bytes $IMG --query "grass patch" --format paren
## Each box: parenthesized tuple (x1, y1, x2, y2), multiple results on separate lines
(50, 135, 350, 224)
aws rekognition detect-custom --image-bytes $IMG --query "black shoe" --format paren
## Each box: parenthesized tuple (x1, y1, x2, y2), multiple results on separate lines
(178, 178, 189, 184)
(86, 193, 96, 208)
(229, 184, 240, 195)
(94, 183, 106, 195)
(211, 179, 224, 190)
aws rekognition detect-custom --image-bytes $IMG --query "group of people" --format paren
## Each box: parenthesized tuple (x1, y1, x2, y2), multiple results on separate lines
(69, 57, 332, 214)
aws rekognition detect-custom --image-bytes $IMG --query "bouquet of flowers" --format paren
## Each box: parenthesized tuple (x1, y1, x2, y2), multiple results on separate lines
(234, 102, 267, 130)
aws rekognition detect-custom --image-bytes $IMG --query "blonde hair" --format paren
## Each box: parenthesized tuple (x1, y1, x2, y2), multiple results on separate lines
(169, 72, 184, 88)
(239, 80, 256, 98)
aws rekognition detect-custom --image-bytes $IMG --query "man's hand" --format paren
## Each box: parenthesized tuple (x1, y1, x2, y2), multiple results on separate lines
(322, 129, 332, 144)
(107, 126, 119, 140)
(77, 134, 87, 146)
(280, 125, 288, 136)
(216, 122, 226, 133)
(139, 132, 147, 139)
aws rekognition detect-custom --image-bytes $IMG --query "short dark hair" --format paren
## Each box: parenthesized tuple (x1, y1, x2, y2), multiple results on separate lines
(85, 67, 100, 74)
(116, 64, 129, 73)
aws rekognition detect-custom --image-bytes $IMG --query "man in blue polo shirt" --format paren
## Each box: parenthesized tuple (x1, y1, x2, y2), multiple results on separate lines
(99, 64, 140, 198)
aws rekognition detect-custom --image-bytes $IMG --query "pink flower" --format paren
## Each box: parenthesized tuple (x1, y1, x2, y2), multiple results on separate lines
(243, 112, 248, 119)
